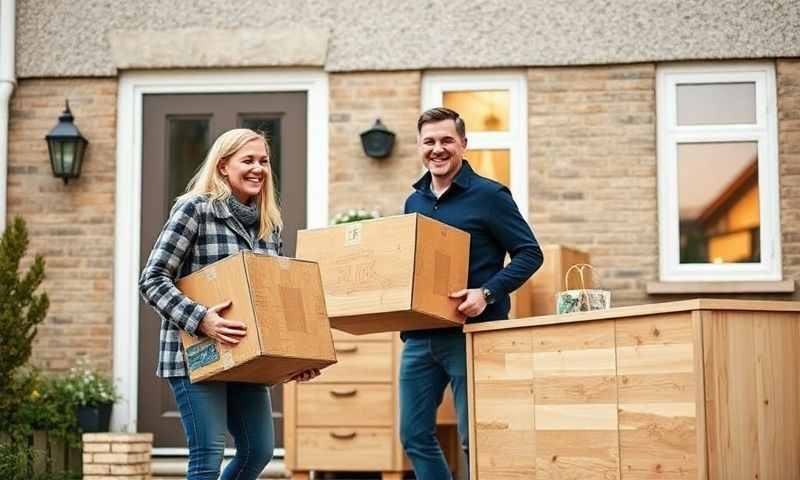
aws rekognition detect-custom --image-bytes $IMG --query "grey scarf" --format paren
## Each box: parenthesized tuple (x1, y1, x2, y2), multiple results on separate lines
(226, 196, 260, 228)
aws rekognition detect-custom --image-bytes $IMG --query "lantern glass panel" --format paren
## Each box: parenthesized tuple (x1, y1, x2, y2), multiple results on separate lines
(61, 141, 76, 174)
(73, 139, 86, 176)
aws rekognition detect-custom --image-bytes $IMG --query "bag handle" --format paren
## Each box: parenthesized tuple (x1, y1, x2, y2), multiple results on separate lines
(564, 263, 593, 292)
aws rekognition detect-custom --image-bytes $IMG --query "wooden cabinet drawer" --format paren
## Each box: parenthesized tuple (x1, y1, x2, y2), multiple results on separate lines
(313, 341, 393, 383)
(297, 383, 393, 427)
(296, 427, 393, 471)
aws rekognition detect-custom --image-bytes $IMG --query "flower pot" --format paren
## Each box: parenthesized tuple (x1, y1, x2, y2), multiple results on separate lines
(76, 402, 113, 433)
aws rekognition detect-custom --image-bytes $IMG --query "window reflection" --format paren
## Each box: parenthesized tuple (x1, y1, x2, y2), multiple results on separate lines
(676, 82, 756, 126)
(168, 117, 209, 202)
(443, 90, 510, 132)
(678, 142, 760, 264)
(240, 117, 282, 185)
(467, 149, 510, 186)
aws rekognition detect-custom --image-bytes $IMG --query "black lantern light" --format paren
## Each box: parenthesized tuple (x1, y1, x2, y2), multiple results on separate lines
(46, 100, 88, 184)
(360, 118, 395, 159)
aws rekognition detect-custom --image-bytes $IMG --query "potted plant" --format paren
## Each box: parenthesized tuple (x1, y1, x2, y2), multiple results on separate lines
(331, 208, 381, 225)
(58, 360, 117, 433)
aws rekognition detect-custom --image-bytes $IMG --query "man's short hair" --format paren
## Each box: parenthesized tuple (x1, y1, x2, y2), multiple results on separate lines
(417, 107, 466, 138)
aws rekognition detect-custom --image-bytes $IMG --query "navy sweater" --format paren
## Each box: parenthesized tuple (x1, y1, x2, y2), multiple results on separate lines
(404, 161, 543, 338)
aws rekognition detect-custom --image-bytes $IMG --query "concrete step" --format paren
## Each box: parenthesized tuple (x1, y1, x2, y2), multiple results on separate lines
(151, 456, 289, 478)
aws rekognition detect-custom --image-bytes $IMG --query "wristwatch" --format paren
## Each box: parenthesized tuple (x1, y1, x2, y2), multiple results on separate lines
(481, 287, 496, 305)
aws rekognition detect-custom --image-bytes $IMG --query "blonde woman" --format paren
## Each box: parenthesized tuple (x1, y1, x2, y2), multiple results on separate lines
(139, 129, 319, 480)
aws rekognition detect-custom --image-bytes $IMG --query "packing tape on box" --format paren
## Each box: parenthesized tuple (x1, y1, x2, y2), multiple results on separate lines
(221, 350, 235, 370)
(434, 251, 451, 297)
(344, 223, 362, 246)
(281, 286, 309, 333)
(203, 268, 217, 281)
(275, 256, 290, 270)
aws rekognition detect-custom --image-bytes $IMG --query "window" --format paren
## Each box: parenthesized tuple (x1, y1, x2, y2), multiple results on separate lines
(422, 72, 528, 220)
(656, 63, 781, 282)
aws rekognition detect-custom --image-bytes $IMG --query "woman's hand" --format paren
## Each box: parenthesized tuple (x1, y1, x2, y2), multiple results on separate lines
(291, 369, 321, 382)
(197, 300, 247, 345)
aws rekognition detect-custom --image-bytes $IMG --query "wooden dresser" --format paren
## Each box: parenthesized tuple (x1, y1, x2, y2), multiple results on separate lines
(284, 329, 459, 480)
(464, 299, 800, 480)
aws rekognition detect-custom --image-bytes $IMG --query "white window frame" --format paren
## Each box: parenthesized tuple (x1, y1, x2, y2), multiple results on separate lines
(656, 62, 781, 282)
(421, 71, 529, 220)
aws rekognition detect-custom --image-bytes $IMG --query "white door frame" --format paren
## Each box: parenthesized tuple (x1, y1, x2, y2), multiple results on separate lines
(112, 68, 329, 433)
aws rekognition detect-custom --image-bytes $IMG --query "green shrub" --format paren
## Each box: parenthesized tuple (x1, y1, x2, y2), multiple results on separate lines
(16, 373, 80, 446)
(0, 441, 80, 480)
(0, 217, 49, 438)
(0, 441, 37, 480)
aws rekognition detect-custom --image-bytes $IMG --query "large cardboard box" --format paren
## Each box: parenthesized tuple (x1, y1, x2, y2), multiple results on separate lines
(296, 213, 470, 335)
(178, 252, 337, 384)
(510, 244, 591, 318)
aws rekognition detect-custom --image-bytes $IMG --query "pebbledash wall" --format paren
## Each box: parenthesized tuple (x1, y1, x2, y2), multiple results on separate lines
(6, 0, 800, 374)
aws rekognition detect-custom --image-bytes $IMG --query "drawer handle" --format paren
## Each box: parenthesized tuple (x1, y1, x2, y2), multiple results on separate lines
(335, 345, 358, 353)
(329, 431, 357, 440)
(330, 388, 357, 397)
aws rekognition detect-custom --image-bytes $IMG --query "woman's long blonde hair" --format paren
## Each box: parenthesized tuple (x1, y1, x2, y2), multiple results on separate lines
(179, 128, 283, 240)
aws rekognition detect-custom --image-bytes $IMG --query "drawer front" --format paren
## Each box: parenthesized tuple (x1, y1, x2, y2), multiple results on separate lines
(332, 329, 394, 342)
(313, 341, 393, 383)
(296, 427, 394, 471)
(297, 383, 393, 427)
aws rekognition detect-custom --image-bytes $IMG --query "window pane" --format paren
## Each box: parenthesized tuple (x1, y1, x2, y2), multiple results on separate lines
(467, 149, 510, 186)
(443, 90, 510, 132)
(168, 117, 209, 202)
(676, 82, 756, 126)
(678, 142, 760, 264)
(240, 117, 282, 184)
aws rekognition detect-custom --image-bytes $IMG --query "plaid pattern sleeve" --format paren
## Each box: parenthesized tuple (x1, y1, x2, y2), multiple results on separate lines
(139, 197, 208, 336)
(139, 194, 282, 378)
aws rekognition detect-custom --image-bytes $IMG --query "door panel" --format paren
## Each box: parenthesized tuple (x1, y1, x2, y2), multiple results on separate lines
(139, 92, 307, 448)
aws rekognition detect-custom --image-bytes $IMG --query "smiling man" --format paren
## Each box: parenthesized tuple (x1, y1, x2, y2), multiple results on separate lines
(399, 107, 544, 479)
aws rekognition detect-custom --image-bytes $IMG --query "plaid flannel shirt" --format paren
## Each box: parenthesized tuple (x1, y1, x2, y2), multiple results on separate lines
(139, 194, 281, 378)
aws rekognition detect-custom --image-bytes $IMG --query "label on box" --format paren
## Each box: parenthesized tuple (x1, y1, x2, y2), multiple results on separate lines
(344, 223, 362, 246)
(185, 340, 220, 372)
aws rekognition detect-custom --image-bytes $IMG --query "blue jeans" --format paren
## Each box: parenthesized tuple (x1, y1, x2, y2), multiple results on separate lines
(168, 377, 275, 480)
(399, 331, 469, 480)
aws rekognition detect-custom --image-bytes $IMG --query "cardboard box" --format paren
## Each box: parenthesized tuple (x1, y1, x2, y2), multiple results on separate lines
(178, 252, 337, 384)
(510, 244, 591, 318)
(296, 213, 470, 335)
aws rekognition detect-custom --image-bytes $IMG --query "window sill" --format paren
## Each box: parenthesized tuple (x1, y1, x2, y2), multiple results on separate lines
(646, 280, 796, 294)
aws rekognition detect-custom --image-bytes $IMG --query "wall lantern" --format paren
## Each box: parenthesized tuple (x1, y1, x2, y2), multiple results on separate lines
(360, 118, 395, 159)
(45, 100, 88, 184)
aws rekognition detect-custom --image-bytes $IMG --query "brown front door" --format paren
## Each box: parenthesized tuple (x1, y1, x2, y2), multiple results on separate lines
(138, 92, 307, 448)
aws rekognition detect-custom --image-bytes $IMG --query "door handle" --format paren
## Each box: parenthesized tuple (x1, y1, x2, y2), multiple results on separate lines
(329, 388, 357, 398)
(334, 345, 358, 353)
(329, 431, 357, 440)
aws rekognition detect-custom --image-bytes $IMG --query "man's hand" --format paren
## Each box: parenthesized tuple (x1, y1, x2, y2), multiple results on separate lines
(197, 300, 247, 345)
(291, 369, 321, 382)
(450, 288, 487, 318)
